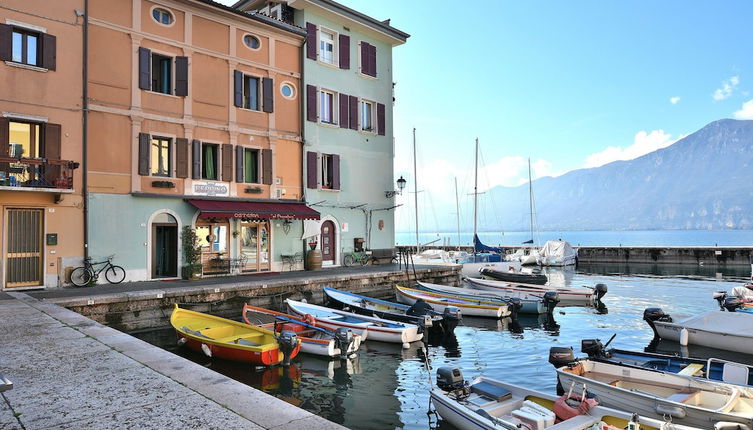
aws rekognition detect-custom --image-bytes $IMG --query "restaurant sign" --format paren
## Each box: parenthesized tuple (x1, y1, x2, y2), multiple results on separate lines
(233, 212, 297, 219)
(193, 182, 229, 197)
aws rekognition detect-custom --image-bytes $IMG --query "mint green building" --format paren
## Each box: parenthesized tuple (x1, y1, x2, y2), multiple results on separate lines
(236, 0, 409, 266)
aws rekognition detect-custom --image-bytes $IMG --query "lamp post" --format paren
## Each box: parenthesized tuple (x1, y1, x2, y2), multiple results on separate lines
(386, 176, 407, 198)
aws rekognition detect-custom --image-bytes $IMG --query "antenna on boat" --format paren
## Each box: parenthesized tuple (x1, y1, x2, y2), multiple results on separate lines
(413, 127, 420, 254)
(454, 177, 461, 249)
(473, 138, 479, 256)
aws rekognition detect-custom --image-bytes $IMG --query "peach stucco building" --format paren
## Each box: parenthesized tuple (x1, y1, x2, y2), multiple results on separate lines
(0, 0, 85, 290)
(84, 0, 316, 282)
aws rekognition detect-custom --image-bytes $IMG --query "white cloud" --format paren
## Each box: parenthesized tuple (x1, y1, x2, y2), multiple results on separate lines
(733, 99, 753, 119)
(670, 96, 681, 105)
(713, 76, 739, 101)
(584, 129, 680, 168)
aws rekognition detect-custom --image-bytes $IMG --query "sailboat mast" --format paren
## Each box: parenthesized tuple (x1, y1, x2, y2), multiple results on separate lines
(473, 138, 479, 253)
(528, 158, 534, 244)
(413, 128, 420, 253)
(455, 177, 461, 249)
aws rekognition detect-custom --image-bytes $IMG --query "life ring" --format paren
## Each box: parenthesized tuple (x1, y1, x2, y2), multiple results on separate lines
(302, 314, 316, 326)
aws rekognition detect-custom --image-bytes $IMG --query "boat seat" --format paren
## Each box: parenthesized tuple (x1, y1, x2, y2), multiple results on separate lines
(677, 363, 704, 377)
(545, 414, 598, 429)
(470, 381, 512, 402)
(181, 327, 213, 339)
(234, 338, 260, 346)
(722, 362, 749, 385)
(666, 391, 697, 404)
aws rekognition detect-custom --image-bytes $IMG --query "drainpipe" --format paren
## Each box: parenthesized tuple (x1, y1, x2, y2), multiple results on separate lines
(300, 31, 307, 261)
(82, 0, 89, 259)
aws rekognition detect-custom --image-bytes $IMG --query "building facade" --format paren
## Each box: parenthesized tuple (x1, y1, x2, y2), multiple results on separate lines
(0, 1, 85, 290)
(236, 0, 408, 266)
(86, 0, 314, 281)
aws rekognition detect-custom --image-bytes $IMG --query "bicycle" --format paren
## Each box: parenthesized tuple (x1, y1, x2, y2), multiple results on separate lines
(343, 250, 369, 267)
(70, 254, 126, 286)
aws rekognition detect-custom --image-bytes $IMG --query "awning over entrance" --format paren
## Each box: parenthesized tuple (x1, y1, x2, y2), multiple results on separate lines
(187, 199, 320, 220)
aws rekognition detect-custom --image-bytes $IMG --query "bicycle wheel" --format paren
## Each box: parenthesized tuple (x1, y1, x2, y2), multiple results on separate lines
(70, 267, 93, 287)
(343, 255, 354, 267)
(105, 265, 126, 284)
(359, 255, 368, 266)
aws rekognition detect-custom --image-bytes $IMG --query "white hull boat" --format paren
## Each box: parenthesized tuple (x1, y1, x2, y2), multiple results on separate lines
(644, 307, 753, 354)
(556, 359, 753, 429)
(466, 276, 605, 305)
(395, 285, 510, 318)
(416, 281, 552, 314)
(432, 367, 704, 430)
(538, 240, 578, 266)
(286, 299, 423, 344)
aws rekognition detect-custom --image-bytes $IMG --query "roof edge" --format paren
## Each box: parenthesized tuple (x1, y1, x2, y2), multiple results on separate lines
(308, 0, 409, 42)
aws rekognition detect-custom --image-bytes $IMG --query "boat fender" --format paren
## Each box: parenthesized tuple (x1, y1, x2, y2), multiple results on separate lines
(200, 343, 212, 358)
(715, 422, 752, 430)
(654, 402, 686, 418)
(679, 328, 689, 346)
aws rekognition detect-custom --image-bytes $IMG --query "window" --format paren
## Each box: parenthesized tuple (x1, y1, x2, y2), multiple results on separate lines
(243, 34, 260, 50)
(244, 148, 259, 183)
(280, 83, 295, 99)
(243, 75, 260, 110)
(321, 154, 335, 189)
(150, 137, 171, 177)
(11, 29, 39, 67)
(8, 121, 41, 158)
(360, 100, 375, 132)
(319, 28, 336, 65)
(152, 8, 174, 25)
(151, 53, 172, 95)
(201, 143, 219, 180)
(319, 90, 336, 124)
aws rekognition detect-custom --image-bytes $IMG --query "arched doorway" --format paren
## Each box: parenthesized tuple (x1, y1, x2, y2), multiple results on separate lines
(320, 220, 336, 264)
(152, 213, 178, 278)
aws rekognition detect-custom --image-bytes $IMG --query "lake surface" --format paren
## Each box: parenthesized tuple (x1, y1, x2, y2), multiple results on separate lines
(396, 229, 753, 247)
(133, 264, 753, 429)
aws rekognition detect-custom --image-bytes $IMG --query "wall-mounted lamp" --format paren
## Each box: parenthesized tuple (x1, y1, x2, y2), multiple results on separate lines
(385, 176, 407, 198)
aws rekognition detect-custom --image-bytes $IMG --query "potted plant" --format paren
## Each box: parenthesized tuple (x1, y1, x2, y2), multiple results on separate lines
(181, 225, 203, 280)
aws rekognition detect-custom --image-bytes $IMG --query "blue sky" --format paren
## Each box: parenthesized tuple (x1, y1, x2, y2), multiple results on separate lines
(222, 1, 753, 231)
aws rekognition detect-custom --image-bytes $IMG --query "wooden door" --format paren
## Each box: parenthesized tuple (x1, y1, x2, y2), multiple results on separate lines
(320, 220, 335, 262)
(5, 208, 44, 288)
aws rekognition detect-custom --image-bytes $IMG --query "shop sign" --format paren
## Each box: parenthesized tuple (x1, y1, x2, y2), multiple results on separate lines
(193, 182, 229, 197)
(232, 212, 297, 220)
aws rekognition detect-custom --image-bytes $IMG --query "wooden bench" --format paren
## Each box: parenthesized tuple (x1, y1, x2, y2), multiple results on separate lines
(370, 248, 397, 264)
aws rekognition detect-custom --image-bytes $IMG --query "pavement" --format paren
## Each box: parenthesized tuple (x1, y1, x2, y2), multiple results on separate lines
(0, 291, 347, 430)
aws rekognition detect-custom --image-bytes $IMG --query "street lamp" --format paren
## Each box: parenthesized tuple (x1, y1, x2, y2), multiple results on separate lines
(386, 176, 407, 198)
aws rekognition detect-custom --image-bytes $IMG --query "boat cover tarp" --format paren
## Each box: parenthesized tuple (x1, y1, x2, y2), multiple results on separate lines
(732, 285, 753, 300)
(474, 234, 504, 254)
(677, 311, 753, 337)
(539, 240, 577, 259)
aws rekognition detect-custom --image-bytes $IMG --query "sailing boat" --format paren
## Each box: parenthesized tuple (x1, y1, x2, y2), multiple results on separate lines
(517, 159, 541, 265)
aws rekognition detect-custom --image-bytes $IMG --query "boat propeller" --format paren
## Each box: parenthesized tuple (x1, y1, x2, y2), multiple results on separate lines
(333, 328, 355, 360)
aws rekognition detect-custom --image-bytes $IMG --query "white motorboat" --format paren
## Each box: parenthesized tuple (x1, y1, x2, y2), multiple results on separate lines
(416, 281, 556, 314)
(286, 299, 423, 344)
(431, 366, 705, 430)
(556, 358, 753, 429)
(538, 240, 578, 266)
(466, 276, 606, 305)
(644, 307, 753, 353)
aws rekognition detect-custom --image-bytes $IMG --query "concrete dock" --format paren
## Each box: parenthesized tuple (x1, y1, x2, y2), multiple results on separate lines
(1, 264, 458, 429)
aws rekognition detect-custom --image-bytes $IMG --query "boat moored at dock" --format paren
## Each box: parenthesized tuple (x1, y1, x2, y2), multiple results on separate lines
(394, 284, 512, 318)
(466, 276, 606, 305)
(644, 307, 753, 354)
(416, 280, 556, 314)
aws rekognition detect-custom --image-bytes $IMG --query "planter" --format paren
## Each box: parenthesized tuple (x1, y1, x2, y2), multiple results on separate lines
(182, 264, 203, 280)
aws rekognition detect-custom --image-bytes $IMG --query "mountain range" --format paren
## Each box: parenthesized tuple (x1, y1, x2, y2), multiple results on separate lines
(481, 118, 753, 231)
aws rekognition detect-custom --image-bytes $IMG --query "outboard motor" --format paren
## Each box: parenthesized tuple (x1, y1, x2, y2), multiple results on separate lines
(723, 297, 743, 313)
(594, 283, 608, 301)
(277, 330, 299, 366)
(581, 339, 605, 358)
(508, 298, 522, 321)
(543, 291, 560, 314)
(548, 346, 575, 368)
(436, 367, 467, 393)
(713, 291, 728, 310)
(441, 306, 461, 335)
(333, 327, 354, 360)
(643, 307, 672, 338)
(406, 298, 434, 316)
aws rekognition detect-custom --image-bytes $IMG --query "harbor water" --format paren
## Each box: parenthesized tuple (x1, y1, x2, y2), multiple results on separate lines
(133, 263, 753, 429)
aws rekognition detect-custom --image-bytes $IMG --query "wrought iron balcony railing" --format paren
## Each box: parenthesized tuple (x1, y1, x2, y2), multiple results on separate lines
(0, 157, 79, 190)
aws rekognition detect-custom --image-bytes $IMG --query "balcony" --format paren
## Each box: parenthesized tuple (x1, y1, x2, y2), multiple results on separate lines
(0, 157, 79, 193)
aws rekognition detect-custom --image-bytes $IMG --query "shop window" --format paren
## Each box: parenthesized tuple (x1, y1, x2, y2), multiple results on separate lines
(201, 143, 219, 180)
(196, 225, 227, 252)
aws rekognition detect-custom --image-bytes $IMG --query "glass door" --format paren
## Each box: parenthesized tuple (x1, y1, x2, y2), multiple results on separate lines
(241, 221, 270, 272)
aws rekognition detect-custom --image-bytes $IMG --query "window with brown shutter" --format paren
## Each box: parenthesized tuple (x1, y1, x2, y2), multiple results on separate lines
(41, 33, 56, 71)
(175, 56, 188, 97)
(191, 139, 201, 179)
(0, 118, 8, 176)
(306, 85, 318, 122)
(0, 25, 56, 70)
(0, 25, 12, 62)
(221, 144, 233, 182)
(138, 133, 150, 176)
(339, 34, 350, 70)
(306, 151, 317, 189)
(331, 154, 340, 190)
(339, 93, 349, 128)
(43, 123, 61, 183)
(320, 153, 340, 190)
(138, 47, 151, 90)
(359, 42, 377, 77)
(262, 77, 274, 113)
(261, 149, 272, 185)
(235, 145, 244, 182)
(175, 138, 188, 178)
(305, 23, 317, 60)
(369, 44, 377, 77)
(233, 70, 243, 107)
(348, 95, 358, 130)
(377, 103, 386, 136)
